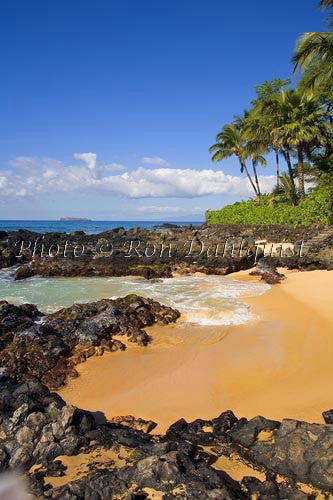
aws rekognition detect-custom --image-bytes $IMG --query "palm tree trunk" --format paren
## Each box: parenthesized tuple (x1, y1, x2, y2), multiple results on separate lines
(282, 149, 294, 184)
(242, 161, 258, 197)
(252, 160, 261, 197)
(275, 149, 280, 188)
(297, 144, 305, 202)
(282, 149, 297, 203)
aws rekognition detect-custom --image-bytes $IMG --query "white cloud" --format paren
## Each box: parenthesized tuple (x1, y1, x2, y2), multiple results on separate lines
(10, 156, 63, 172)
(74, 154, 125, 172)
(103, 163, 126, 172)
(93, 167, 276, 198)
(0, 153, 277, 200)
(74, 152, 97, 169)
(15, 188, 28, 197)
(142, 156, 168, 166)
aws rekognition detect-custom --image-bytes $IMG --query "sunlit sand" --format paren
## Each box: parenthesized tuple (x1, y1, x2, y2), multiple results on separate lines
(59, 270, 333, 433)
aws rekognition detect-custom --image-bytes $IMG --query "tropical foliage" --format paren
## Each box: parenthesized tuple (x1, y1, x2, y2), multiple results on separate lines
(206, 184, 332, 226)
(292, 0, 333, 90)
(207, 0, 333, 225)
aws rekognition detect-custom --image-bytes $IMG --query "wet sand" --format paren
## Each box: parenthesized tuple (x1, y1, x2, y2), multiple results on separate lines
(59, 269, 333, 433)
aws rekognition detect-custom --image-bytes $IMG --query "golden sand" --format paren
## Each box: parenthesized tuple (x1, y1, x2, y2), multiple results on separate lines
(211, 453, 265, 482)
(58, 269, 333, 434)
(37, 444, 138, 488)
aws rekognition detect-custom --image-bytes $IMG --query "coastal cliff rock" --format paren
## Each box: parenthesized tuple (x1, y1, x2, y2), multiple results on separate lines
(0, 378, 331, 498)
(0, 296, 180, 390)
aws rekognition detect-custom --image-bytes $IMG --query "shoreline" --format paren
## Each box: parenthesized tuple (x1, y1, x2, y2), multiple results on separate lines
(58, 268, 333, 433)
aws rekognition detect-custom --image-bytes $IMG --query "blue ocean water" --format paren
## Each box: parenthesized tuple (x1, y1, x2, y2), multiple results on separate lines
(0, 220, 201, 234)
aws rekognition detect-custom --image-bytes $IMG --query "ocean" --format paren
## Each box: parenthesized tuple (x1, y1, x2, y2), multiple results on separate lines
(0, 220, 202, 234)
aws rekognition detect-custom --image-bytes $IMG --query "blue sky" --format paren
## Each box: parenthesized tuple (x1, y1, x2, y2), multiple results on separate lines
(0, 0, 327, 220)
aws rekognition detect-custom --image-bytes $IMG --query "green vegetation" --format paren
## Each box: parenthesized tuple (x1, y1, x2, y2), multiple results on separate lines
(207, 0, 333, 225)
(292, 0, 333, 91)
(206, 184, 332, 226)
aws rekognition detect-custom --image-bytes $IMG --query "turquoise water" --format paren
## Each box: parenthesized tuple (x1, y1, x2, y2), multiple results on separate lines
(0, 220, 270, 326)
(0, 267, 269, 325)
(0, 220, 201, 234)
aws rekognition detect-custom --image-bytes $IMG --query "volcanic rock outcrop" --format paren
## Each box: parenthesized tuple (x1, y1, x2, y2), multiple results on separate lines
(0, 378, 332, 498)
(0, 296, 180, 390)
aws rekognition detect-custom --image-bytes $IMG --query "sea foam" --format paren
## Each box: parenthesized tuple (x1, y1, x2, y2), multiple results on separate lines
(0, 274, 269, 326)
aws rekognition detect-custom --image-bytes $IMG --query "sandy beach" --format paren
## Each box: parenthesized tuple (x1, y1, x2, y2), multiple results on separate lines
(59, 269, 333, 433)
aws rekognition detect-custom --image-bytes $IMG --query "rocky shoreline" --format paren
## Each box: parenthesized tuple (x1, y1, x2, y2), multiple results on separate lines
(1, 293, 333, 498)
(1, 376, 333, 498)
(0, 297, 179, 390)
(1, 225, 333, 498)
(1, 224, 333, 282)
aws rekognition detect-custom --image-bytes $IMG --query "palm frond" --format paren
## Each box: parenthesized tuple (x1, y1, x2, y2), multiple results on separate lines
(292, 31, 333, 88)
(271, 173, 299, 205)
(320, 0, 333, 29)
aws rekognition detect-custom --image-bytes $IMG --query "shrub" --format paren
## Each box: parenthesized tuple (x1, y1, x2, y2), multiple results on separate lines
(206, 186, 332, 226)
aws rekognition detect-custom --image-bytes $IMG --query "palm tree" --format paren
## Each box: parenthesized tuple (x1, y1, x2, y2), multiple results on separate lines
(243, 143, 267, 197)
(292, 0, 333, 90)
(271, 90, 330, 201)
(233, 112, 268, 197)
(281, 149, 297, 195)
(242, 112, 280, 188)
(209, 124, 259, 197)
(242, 80, 298, 192)
(259, 94, 297, 195)
(271, 173, 299, 205)
(292, 33, 333, 89)
(243, 104, 295, 193)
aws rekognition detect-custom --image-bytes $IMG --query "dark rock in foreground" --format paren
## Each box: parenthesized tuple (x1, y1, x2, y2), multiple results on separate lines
(0, 378, 331, 498)
(0, 378, 245, 499)
(0, 301, 41, 349)
(167, 412, 333, 495)
(0, 378, 95, 471)
(0, 296, 180, 390)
